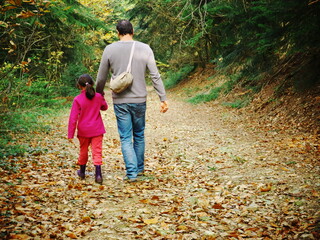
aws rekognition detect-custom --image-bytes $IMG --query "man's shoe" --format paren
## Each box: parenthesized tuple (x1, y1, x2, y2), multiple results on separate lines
(123, 176, 137, 182)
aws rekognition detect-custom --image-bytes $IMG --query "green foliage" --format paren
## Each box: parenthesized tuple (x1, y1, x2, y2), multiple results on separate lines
(127, 0, 209, 67)
(207, 166, 216, 171)
(0, 0, 114, 172)
(0, 0, 108, 107)
(164, 65, 195, 89)
(222, 97, 251, 109)
(188, 73, 242, 104)
(0, 108, 54, 170)
(61, 63, 90, 89)
(0, 69, 73, 109)
(222, 74, 241, 94)
(188, 87, 222, 104)
(125, 0, 320, 99)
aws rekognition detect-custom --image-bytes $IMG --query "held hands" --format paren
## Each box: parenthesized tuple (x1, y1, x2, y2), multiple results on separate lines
(160, 101, 168, 113)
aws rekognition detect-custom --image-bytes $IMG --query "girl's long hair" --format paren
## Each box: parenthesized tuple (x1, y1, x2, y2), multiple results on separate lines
(77, 74, 95, 100)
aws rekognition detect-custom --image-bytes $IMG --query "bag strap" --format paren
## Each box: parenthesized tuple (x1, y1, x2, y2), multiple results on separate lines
(126, 41, 136, 73)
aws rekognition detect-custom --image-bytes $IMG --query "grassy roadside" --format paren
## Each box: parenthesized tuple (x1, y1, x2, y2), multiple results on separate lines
(0, 104, 72, 172)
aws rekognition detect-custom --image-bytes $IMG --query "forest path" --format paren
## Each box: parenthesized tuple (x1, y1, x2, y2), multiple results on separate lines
(82, 89, 320, 239)
(2, 89, 319, 239)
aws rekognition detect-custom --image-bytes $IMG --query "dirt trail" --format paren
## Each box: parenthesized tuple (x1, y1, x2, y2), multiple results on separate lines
(1, 89, 319, 239)
(83, 89, 320, 239)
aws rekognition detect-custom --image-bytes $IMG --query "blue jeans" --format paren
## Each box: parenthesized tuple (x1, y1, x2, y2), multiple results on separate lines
(114, 103, 146, 179)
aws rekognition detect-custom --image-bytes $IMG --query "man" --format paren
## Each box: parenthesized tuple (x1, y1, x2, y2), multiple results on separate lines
(96, 20, 168, 182)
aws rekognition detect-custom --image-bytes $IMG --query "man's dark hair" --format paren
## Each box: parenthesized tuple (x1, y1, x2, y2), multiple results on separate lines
(116, 20, 133, 35)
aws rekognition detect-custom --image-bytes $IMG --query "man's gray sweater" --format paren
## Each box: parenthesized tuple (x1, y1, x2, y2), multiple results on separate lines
(96, 40, 166, 104)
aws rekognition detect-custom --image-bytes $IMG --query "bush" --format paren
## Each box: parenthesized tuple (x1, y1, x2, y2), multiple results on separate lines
(222, 97, 251, 109)
(164, 65, 195, 89)
(188, 87, 222, 104)
(0, 108, 59, 172)
(188, 73, 241, 104)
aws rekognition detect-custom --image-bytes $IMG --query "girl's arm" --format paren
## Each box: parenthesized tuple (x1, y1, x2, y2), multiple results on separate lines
(68, 99, 80, 139)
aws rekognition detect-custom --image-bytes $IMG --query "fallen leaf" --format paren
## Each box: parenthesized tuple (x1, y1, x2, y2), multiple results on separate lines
(139, 199, 150, 204)
(151, 195, 160, 200)
(260, 184, 272, 192)
(280, 167, 289, 171)
(228, 232, 239, 238)
(143, 218, 158, 224)
(176, 225, 191, 232)
(212, 203, 224, 209)
(66, 232, 78, 239)
(128, 217, 141, 223)
(80, 216, 91, 223)
(9, 234, 30, 239)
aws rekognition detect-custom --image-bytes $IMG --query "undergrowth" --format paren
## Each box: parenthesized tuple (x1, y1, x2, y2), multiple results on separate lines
(0, 103, 72, 173)
(164, 65, 195, 89)
(222, 96, 252, 109)
(188, 73, 241, 104)
(188, 87, 222, 104)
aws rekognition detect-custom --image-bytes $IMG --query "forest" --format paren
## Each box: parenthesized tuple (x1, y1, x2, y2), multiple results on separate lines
(0, 0, 320, 239)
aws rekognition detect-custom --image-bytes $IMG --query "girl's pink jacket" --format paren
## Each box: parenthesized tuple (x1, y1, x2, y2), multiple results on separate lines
(68, 90, 108, 139)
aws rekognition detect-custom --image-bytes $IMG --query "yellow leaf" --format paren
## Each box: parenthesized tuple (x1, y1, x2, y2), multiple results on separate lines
(177, 225, 189, 231)
(270, 223, 280, 228)
(143, 218, 158, 224)
(280, 167, 289, 171)
(139, 199, 150, 204)
(260, 184, 272, 192)
(128, 217, 141, 223)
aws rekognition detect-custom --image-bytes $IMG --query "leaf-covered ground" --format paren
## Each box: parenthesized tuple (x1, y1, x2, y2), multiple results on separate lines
(1, 89, 319, 239)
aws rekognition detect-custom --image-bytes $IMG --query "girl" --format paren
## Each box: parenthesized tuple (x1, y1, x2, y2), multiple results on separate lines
(68, 74, 108, 184)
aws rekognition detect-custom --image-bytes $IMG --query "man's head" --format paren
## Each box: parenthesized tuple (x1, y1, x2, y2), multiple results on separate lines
(116, 20, 133, 36)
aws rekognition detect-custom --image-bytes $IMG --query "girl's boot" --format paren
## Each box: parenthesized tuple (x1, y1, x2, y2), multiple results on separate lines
(95, 165, 103, 184)
(77, 165, 86, 179)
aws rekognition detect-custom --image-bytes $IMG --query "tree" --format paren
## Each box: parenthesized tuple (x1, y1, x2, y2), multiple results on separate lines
(0, 0, 108, 109)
